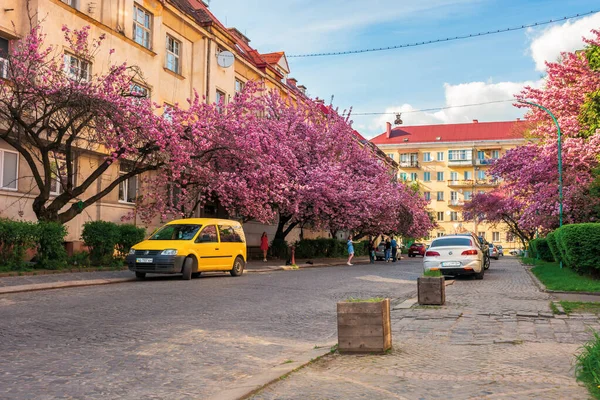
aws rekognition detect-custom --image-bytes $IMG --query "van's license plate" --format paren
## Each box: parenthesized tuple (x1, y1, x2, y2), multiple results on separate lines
(442, 261, 461, 267)
(136, 258, 153, 263)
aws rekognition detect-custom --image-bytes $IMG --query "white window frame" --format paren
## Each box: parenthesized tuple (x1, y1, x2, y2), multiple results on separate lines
(492, 150, 500, 159)
(118, 164, 138, 204)
(448, 149, 472, 161)
(464, 171, 472, 180)
(477, 170, 486, 180)
(61, 0, 78, 8)
(387, 153, 395, 160)
(410, 172, 418, 181)
(450, 171, 458, 181)
(423, 191, 431, 201)
(492, 232, 500, 242)
(235, 79, 245, 93)
(437, 212, 444, 221)
(133, 4, 153, 49)
(0, 149, 18, 191)
(437, 191, 444, 201)
(464, 191, 472, 201)
(423, 172, 431, 182)
(436, 152, 444, 161)
(49, 158, 74, 196)
(450, 211, 458, 221)
(423, 152, 431, 162)
(436, 171, 444, 181)
(63, 53, 90, 81)
(478, 232, 485, 240)
(165, 35, 181, 74)
(216, 89, 226, 112)
(450, 191, 458, 201)
(0, 37, 8, 79)
(163, 103, 174, 122)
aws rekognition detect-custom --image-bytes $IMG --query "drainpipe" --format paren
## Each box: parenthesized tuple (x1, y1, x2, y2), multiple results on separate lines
(205, 36, 211, 104)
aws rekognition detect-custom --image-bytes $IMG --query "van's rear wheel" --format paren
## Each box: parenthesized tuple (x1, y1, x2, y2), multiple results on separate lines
(182, 258, 193, 280)
(230, 256, 245, 276)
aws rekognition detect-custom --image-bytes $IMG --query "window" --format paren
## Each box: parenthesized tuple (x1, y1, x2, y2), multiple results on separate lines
(477, 151, 485, 160)
(399, 173, 407, 181)
(61, 0, 78, 8)
(423, 191, 431, 201)
(133, 4, 152, 49)
(423, 172, 431, 182)
(506, 232, 515, 242)
(436, 172, 444, 181)
(235, 79, 245, 93)
(216, 89, 226, 112)
(218, 225, 244, 243)
(437, 232, 445, 238)
(163, 104, 174, 122)
(165, 35, 181, 73)
(492, 150, 500, 159)
(386, 153, 395, 160)
(450, 191, 458, 201)
(464, 171, 472, 180)
(400, 153, 408, 163)
(151, 224, 201, 240)
(431, 237, 472, 247)
(49, 156, 74, 195)
(130, 83, 149, 98)
(448, 149, 472, 161)
(423, 152, 431, 162)
(437, 191, 444, 201)
(464, 191, 472, 201)
(410, 172, 418, 181)
(492, 232, 500, 242)
(437, 152, 444, 161)
(450, 211, 458, 221)
(477, 170, 486, 180)
(478, 232, 485, 240)
(450, 172, 458, 181)
(437, 212, 444, 221)
(63, 53, 90, 81)
(0, 37, 8, 79)
(118, 163, 138, 203)
(196, 225, 218, 243)
(0, 150, 18, 190)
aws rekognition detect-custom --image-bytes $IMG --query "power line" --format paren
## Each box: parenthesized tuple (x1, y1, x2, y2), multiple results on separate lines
(288, 10, 599, 58)
(352, 99, 516, 116)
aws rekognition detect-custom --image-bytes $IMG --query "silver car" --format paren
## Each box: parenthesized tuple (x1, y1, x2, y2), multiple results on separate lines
(423, 234, 485, 279)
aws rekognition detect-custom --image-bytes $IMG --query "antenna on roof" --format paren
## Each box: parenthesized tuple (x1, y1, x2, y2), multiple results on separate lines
(394, 113, 403, 126)
(329, 95, 334, 106)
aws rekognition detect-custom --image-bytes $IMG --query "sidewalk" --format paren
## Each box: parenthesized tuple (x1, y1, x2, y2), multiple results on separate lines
(0, 256, 374, 295)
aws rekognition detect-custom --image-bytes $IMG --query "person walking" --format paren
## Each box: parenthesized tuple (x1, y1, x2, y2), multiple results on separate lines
(260, 232, 269, 262)
(347, 235, 355, 266)
(391, 237, 398, 262)
(385, 238, 391, 262)
(369, 237, 376, 264)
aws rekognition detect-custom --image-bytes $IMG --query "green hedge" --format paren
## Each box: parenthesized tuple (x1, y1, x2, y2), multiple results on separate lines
(528, 238, 554, 262)
(82, 221, 146, 265)
(293, 238, 369, 259)
(36, 222, 68, 269)
(554, 223, 600, 274)
(546, 231, 562, 264)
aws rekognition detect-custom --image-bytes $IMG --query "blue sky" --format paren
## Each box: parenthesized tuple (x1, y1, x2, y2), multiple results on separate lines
(209, 1, 600, 137)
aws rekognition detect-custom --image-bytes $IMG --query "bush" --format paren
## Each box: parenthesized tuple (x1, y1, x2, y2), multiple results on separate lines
(529, 238, 554, 262)
(293, 238, 369, 258)
(67, 251, 90, 267)
(546, 231, 562, 264)
(554, 223, 600, 274)
(36, 222, 67, 269)
(0, 218, 39, 269)
(81, 221, 120, 266)
(528, 239, 538, 258)
(116, 224, 146, 258)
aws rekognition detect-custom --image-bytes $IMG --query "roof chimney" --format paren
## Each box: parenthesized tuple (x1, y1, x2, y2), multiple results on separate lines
(286, 78, 297, 87)
(386, 122, 392, 139)
(516, 118, 521, 121)
(297, 84, 307, 95)
(473, 119, 478, 123)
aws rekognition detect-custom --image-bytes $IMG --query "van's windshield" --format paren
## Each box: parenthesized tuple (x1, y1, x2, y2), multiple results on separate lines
(150, 224, 202, 240)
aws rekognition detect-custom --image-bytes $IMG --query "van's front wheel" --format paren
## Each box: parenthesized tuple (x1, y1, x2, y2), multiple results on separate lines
(230, 257, 245, 277)
(182, 258, 193, 280)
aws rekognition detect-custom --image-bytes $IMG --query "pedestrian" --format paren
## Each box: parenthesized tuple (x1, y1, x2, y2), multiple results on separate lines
(391, 237, 398, 262)
(369, 237, 376, 264)
(260, 232, 269, 262)
(385, 238, 391, 262)
(347, 235, 355, 266)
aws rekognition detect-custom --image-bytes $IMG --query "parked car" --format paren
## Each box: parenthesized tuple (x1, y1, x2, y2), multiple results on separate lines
(458, 234, 490, 270)
(408, 242, 426, 257)
(423, 233, 485, 279)
(496, 245, 504, 257)
(126, 218, 247, 280)
(488, 243, 500, 260)
(509, 248, 524, 256)
(375, 243, 386, 260)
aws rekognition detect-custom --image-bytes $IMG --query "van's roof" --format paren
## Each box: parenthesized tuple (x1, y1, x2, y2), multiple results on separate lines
(166, 218, 242, 226)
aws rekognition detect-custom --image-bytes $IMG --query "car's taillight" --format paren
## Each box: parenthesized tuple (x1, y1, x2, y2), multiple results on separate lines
(425, 251, 440, 256)
(461, 249, 478, 255)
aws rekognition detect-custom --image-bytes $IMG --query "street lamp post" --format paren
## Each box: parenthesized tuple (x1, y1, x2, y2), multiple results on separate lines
(519, 100, 563, 268)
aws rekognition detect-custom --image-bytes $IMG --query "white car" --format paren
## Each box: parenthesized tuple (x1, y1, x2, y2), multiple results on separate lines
(423, 234, 485, 279)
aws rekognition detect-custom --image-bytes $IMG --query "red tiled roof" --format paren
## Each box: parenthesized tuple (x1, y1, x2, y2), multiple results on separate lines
(370, 121, 528, 145)
(261, 52, 284, 65)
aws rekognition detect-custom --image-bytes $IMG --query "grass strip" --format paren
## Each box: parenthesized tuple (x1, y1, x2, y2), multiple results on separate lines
(529, 259, 600, 292)
(576, 331, 600, 400)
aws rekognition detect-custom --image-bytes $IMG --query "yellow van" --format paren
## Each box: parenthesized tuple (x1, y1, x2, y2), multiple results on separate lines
(126, 218, 247, 280)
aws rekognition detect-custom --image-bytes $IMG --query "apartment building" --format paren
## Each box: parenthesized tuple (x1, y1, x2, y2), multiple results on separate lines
(371, 120, 528, 250)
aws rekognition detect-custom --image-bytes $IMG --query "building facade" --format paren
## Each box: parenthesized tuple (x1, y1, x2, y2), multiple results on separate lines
(371, 120, 527, 250)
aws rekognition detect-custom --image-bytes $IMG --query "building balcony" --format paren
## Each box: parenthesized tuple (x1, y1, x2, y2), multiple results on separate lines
(475, 158, 495, 166)
(399, 160, 419, 168)
(448, 200, 465, 207)
(448, 159, 474, 166)
(447, 180, 473, 187)
(475, 179, 499, 187)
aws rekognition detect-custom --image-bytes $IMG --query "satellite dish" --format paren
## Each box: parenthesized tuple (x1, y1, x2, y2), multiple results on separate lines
(217, 51, 234, 68)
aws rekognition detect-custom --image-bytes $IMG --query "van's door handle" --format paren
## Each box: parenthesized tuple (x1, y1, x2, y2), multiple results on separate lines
(215, 248, 219, 250)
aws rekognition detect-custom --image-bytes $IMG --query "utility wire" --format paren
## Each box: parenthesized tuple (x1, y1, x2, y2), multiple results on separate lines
(288, 10, 599, 58)
(352, 99, 516, 116)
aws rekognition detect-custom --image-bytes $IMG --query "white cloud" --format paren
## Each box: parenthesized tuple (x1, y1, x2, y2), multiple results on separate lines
(529, 12, 600, 71)
(366, 79, 541, 138)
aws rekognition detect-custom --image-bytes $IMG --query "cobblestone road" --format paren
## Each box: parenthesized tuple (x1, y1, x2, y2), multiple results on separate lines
(252, 258, 598, 400)
(0, 261, 418, 399)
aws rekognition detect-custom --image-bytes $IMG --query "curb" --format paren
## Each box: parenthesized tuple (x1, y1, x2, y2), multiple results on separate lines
(206, 342, 336, 400)
(246, 260, 372, 273)
(0, 278, 136, 295)
(0, 266, 129, 278)
(521, 262, 600, 296)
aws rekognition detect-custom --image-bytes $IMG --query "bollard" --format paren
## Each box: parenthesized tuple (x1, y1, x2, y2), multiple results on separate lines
(291, 246, 296, 265)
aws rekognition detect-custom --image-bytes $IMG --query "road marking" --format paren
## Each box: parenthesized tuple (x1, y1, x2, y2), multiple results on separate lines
(356, 275, 415, 284)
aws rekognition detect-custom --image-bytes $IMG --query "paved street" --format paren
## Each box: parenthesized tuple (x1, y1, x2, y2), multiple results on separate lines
(0, 260, 416, 399)
(1, 257, 598, 399)
(252, 258, 598, 399)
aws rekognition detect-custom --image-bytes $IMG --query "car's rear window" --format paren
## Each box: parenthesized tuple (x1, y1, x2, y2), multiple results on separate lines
(150, 224, 202, 240)
(430, 238, 473, 247)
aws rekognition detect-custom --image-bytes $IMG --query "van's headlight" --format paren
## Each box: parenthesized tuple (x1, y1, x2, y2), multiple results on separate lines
(128, 248, 136, 255)
(161, 249, 178, 256)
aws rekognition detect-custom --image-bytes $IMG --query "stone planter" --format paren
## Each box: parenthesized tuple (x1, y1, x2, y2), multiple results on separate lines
(418, 276, 445, 305)
(337, 298, 392, 354)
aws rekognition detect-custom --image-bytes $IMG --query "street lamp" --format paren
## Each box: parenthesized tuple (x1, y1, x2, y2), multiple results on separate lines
(519, 100, 563, 228)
